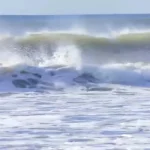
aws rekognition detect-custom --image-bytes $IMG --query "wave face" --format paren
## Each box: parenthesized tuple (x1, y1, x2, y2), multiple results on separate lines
(1, 15, 150, 91)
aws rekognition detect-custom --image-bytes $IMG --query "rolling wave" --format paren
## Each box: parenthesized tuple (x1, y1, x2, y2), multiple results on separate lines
(16, 31, 150, 45)
(0, 29, 150, 91)
(0, 30, 149, 65)
(1, 30, 150, 46)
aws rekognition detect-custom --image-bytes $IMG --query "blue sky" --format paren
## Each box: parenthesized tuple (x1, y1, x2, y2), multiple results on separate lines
(0, 0, 149, 15)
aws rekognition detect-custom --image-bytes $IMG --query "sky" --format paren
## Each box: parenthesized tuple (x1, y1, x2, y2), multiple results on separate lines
(0, 0, 149, 15)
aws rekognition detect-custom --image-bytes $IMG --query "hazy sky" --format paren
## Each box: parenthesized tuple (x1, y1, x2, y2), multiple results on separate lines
(0, 0, 149, 15)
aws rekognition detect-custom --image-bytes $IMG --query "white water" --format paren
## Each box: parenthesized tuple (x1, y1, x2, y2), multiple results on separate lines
(39, 45, 82, 69)
(0, 44, 150, 92)
(1, 86, 150, 150)
(0, 45, 150, 149)
(1, 15, 150, 150)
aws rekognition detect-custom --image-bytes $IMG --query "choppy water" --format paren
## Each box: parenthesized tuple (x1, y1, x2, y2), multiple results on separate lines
(1, 14, 150, 149)
(1, 87, 150, 150)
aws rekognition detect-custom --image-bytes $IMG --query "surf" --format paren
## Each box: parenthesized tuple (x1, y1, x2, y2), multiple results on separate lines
(0, 24, 150, 91)
(0, 44, 150, 92)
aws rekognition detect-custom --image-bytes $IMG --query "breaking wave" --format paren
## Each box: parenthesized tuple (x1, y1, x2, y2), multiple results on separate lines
(0, 28, 150, 92)
(4, 30, 150, 45)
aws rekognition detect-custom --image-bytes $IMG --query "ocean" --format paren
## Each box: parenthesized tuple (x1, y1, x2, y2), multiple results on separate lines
(0, 14, 150, 149)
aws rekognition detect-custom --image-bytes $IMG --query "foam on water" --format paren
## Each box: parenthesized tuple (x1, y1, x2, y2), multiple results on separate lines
(0, 16, 150, 92)
(1, 15, 150, 149)
(0, 60, 150, 92)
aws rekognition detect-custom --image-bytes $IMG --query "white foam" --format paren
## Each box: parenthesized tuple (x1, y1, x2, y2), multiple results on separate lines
(0, 61, 150, 92)
(25, 25, 89, 37)
(0, 50, 24, 67)
(39, 44, 82, 70)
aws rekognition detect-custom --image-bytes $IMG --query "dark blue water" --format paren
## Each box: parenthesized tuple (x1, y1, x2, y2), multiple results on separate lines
(0, 14, 150, 35)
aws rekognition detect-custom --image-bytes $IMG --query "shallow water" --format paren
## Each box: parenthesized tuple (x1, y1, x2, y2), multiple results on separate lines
(0, 86, 150, 150)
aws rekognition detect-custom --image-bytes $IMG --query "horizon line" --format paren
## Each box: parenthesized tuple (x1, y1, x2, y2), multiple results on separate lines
(0, 13, 150, 16)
